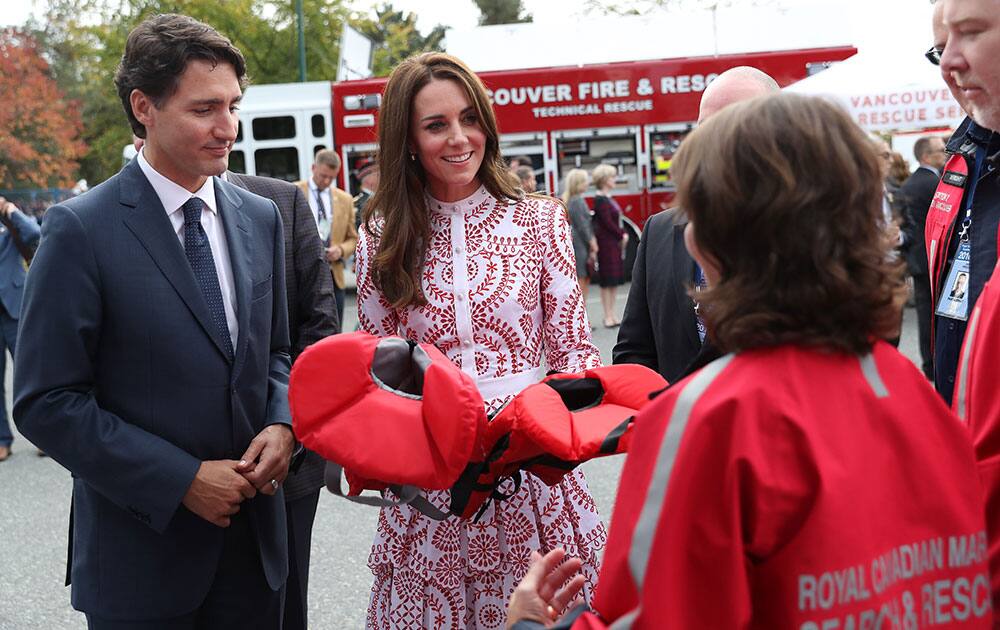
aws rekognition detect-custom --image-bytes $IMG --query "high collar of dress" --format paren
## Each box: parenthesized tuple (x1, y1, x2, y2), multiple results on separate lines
(426, 185, 491, 215)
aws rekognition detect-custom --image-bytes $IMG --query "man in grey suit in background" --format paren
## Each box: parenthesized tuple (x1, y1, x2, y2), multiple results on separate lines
(224, 169, 338, 630)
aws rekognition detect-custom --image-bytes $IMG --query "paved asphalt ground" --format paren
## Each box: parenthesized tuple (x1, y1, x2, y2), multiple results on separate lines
(0, 288, 923, 629)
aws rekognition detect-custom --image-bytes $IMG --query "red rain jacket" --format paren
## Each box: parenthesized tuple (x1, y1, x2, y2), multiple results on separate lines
(571, 344, 990, 629)
(955, 258, 1000, 616)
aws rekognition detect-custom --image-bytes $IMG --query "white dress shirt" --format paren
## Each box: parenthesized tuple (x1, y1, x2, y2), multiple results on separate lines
(137, 149, 239, 347)
(306, 178, 332, 232)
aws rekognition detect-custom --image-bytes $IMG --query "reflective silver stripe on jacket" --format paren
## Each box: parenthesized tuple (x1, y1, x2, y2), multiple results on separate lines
(858, 353, 889, 399)
(928, 239, 938, 301)
(955, 304, 983, 422)
(611, 354, 734, 630)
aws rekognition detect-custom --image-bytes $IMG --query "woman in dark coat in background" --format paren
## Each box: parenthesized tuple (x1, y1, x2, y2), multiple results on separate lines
(591, 163, 626, 328)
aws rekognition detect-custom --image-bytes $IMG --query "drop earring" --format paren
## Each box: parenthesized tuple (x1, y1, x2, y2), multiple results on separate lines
(410, 153, 416, 161)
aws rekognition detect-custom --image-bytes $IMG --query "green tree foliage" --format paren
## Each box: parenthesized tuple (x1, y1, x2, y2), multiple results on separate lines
(28, 0, 350, 184)
(473, 0, 532, 26)
(350, 4, 446, 77)
(20, 0, 450, 184)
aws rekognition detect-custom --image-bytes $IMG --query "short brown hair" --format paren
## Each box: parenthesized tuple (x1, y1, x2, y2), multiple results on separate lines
(115, 14, 247, 138)
(673, 93, 905, 354)
(913, 136, 942, 162)
(364, 52, 518, 309)
(314, 149, 341, 170)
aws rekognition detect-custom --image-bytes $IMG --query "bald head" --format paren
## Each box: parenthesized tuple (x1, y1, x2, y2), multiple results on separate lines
(932, 0, 946, 50)
(698, 66, 780, 122)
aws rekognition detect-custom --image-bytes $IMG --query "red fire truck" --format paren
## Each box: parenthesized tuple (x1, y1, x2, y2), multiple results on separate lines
(227, 45, 854, 268)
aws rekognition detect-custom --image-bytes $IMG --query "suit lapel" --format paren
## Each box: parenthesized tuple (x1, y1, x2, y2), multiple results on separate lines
(120, 162, 233, 363)
(216, 178, 252, 378)
(670, 222, 701, 349)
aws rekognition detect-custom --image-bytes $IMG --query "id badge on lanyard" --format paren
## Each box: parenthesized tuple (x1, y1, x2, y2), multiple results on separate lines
(936, 241, 971, 320)
(935, 148, 987, 321)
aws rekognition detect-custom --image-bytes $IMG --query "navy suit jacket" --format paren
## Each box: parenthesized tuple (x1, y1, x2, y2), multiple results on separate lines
(900, 166, 940, 277)
(0, 209, 40, 319)
(613, 209, 701, 384)
(13, 159, 292, 620)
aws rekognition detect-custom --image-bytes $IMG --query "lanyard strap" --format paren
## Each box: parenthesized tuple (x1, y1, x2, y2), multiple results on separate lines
(959, 147, 987, 242)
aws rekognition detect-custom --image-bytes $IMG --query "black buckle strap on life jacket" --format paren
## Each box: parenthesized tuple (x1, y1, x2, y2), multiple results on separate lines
(469, 470, 523, 523)
(324, 462, 450, 520)
(599, 415, 635, 454)
(450, 433, 513, 518)
(449, 460, 490, 517)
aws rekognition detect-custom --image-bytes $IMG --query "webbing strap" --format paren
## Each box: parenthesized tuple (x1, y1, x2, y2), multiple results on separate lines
(323, 462, 450, 520)
(599, 415, 635, 454)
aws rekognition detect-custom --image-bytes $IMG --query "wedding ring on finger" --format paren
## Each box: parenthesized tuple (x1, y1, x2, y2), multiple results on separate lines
(270, 479, 279, 491)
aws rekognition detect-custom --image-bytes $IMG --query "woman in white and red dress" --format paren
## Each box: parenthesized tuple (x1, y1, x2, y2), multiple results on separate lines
(355, 52, 607, 629)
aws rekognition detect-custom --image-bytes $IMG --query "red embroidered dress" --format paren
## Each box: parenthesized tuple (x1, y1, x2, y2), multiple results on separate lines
(356, 186, 607, 629)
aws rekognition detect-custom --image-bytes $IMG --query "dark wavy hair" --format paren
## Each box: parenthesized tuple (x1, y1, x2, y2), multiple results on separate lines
(115, 14, 247, 138)
(363, 52, 519, 309)
(673, 93, 906, 355)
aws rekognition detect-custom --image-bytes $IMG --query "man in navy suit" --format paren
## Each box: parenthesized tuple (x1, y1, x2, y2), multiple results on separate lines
(14, 14, 294, 628)
(900, 135, 947, 379)
(614, 67, 779, 382)
(0, 197, 40, 462)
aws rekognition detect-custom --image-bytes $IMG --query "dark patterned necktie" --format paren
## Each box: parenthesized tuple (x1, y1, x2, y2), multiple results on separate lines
(315, 188, 331, 245)
(182, 197, 234, 358)
(315, 188, 328, 222)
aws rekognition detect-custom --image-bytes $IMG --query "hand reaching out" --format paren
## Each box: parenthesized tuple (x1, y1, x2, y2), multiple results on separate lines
(506, 548, 585, 629)
(0, 197, 16, 219)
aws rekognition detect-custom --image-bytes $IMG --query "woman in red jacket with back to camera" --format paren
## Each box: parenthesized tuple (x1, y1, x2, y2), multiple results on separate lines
(507, 93, 993, 629)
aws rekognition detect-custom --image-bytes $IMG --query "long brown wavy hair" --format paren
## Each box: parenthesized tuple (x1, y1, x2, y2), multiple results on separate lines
(673, 93, 906, 355)
(363, 52, 519, 309)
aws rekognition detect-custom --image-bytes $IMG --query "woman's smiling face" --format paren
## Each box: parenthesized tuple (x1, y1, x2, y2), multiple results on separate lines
(410, 78, 486, 202)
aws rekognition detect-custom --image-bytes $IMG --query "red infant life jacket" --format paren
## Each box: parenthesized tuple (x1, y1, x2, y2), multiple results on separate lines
(289, 331, 488, 494)
(450, 365, 667, 520)
(290, 332, 666, 520)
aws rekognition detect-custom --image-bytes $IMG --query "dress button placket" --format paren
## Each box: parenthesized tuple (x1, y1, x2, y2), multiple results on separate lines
(450, 207, 475, 376)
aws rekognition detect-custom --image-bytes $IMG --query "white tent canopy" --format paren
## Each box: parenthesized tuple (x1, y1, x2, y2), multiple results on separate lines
(446, 2, 854, 72)
(785, 51, 965, 132)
